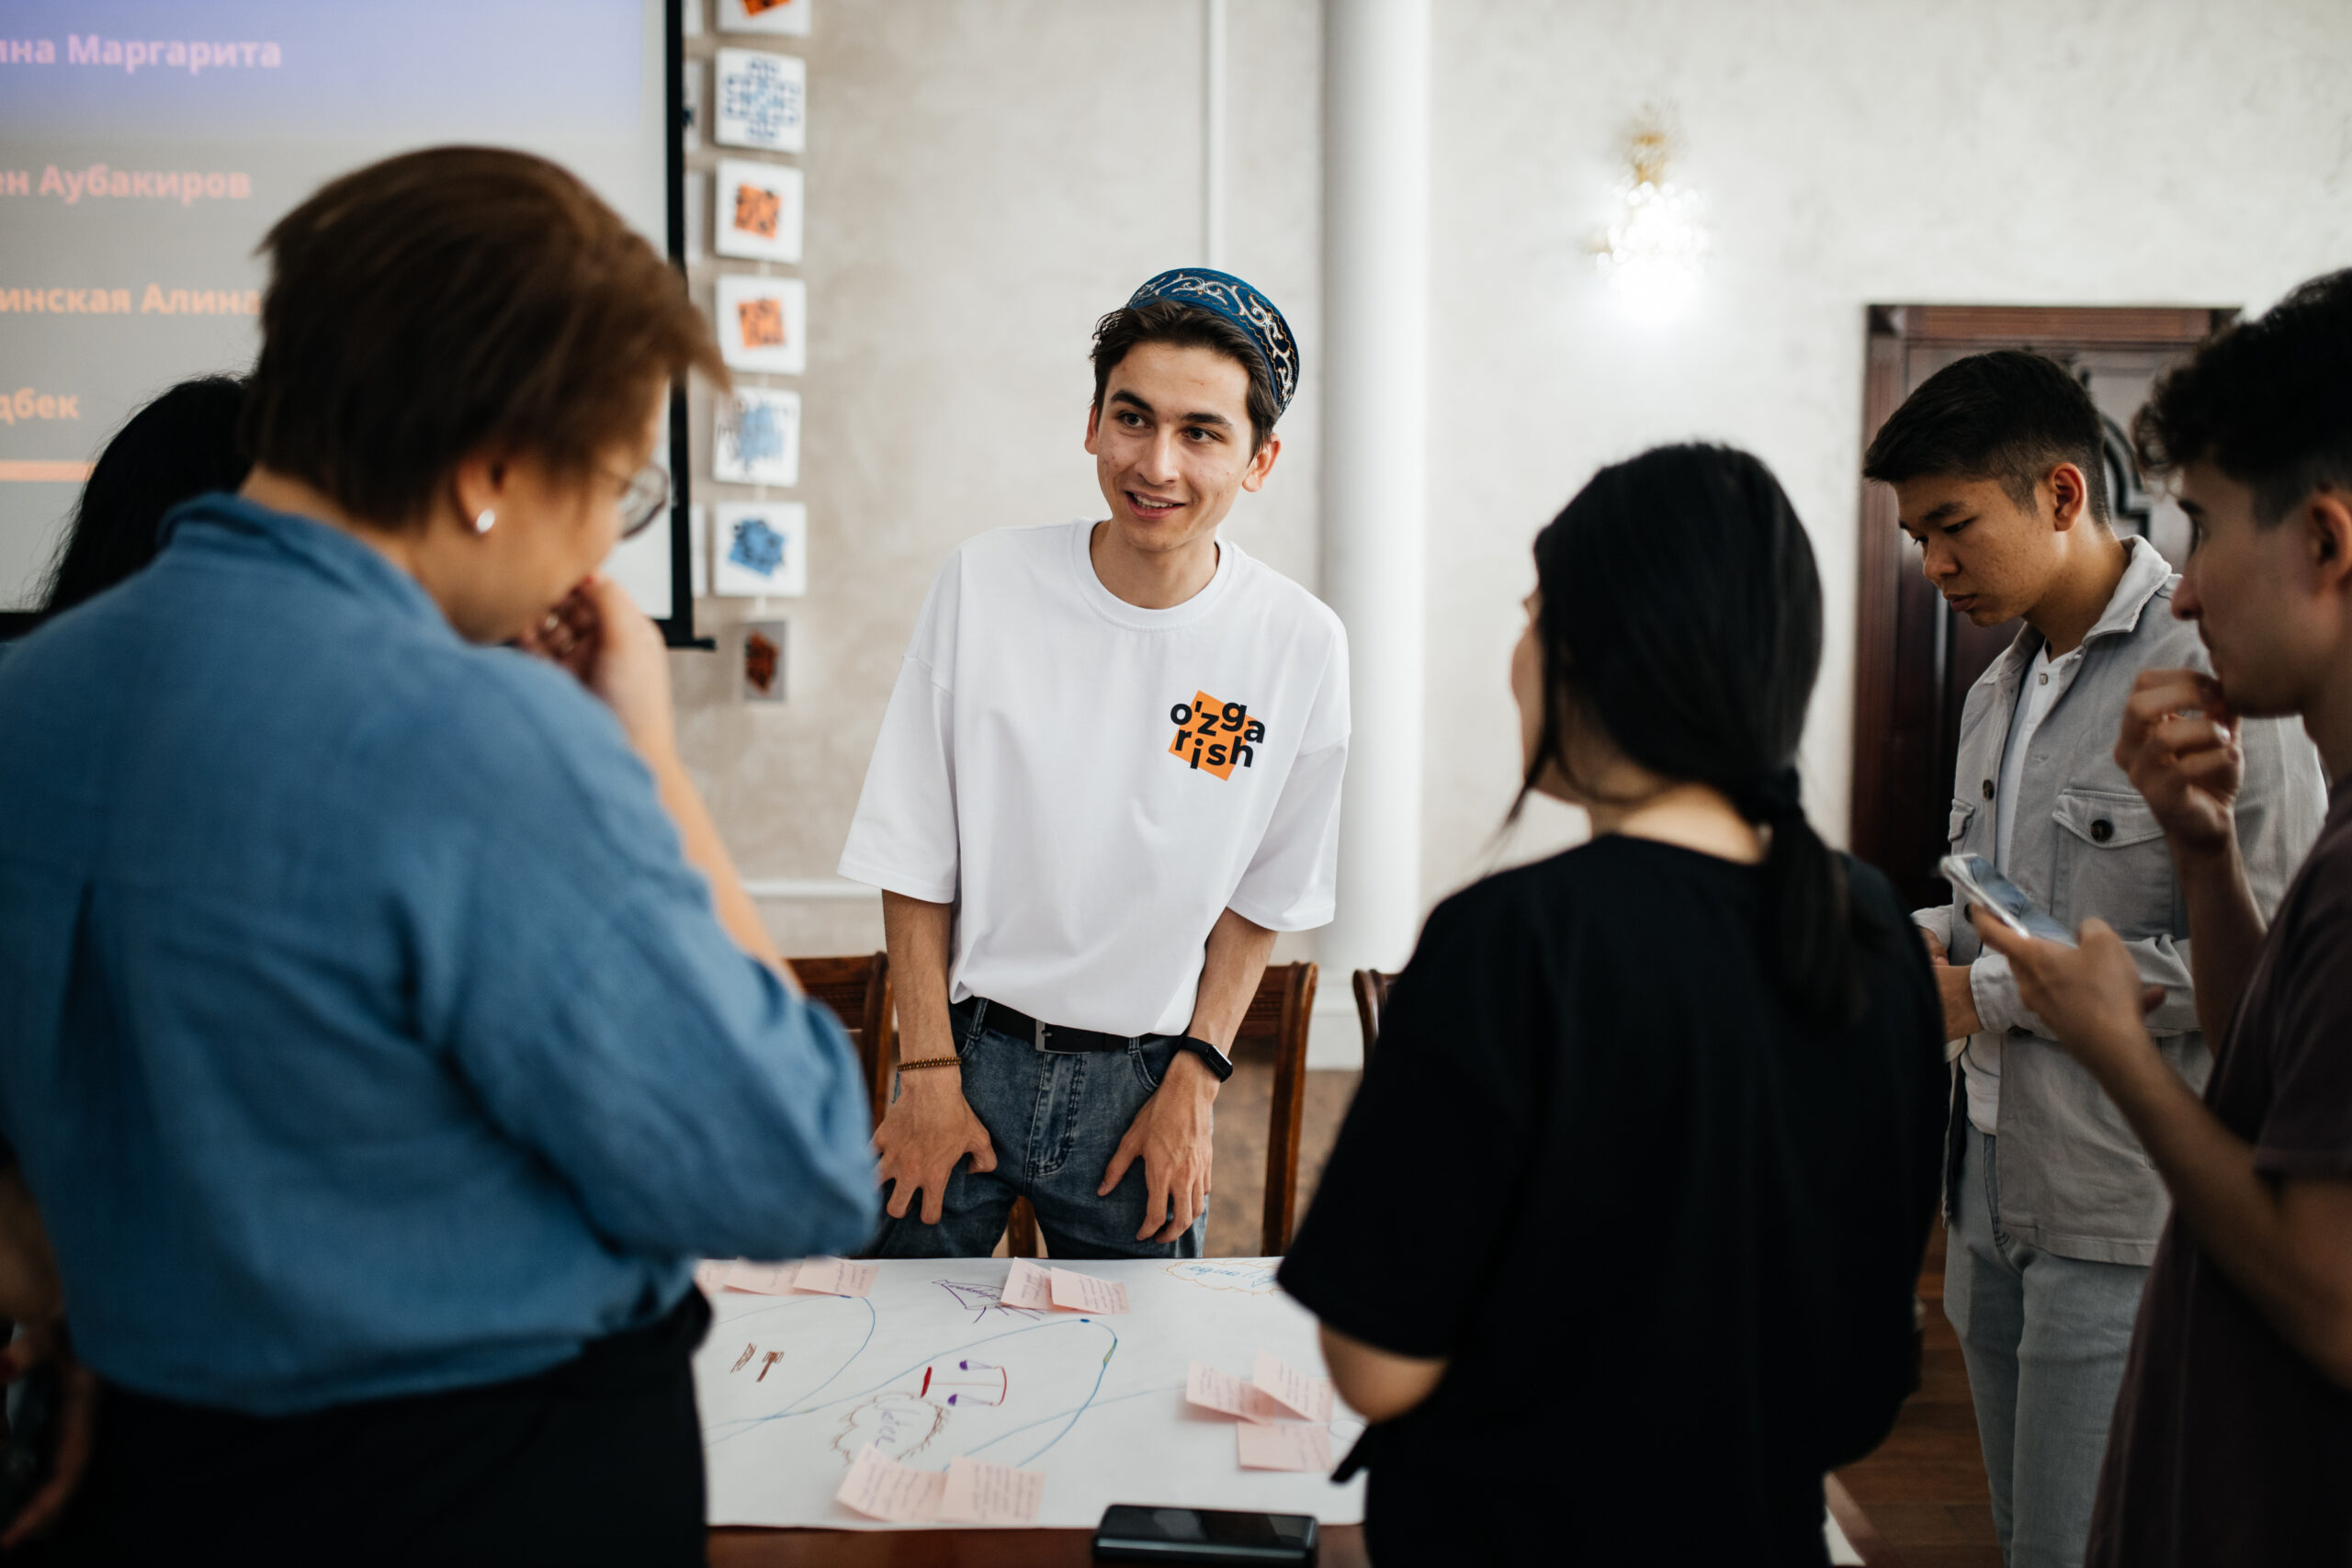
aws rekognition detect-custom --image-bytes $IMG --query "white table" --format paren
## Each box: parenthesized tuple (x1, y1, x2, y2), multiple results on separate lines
(695, 1256, 1368, 1531)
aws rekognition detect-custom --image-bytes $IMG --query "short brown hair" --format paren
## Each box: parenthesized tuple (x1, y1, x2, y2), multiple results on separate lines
(242, 146, 726, 527)
(1090, 299, 1281, 452)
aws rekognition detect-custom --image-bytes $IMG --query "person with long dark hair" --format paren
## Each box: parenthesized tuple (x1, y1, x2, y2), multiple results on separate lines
(1279, 445, 1948, 1563)
(1, 375, 250, 1550)
(38, 375, 250, 622)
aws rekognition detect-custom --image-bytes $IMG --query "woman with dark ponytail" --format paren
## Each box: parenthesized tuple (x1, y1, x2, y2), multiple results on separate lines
(1280, 445, 1948, 1564)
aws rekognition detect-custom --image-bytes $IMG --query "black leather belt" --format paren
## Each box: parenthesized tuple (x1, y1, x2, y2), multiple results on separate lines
(955, 997, 1144, 1054)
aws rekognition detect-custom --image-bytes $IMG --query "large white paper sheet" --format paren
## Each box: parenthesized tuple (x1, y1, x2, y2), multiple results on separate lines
(695, 1257, 1368, 1529)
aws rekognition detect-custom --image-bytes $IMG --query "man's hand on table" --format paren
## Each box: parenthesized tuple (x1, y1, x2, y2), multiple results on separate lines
(1102, 1050, 1217, 1244)
(873, 1070, 996, 1225)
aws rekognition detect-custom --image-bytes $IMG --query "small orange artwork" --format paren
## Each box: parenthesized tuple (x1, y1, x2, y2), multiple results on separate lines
(1167, 690, 1265, 781)
(744, 628, 781, 697)
(732, 182, 782, 239)
(742, 0, 793, 12)
(738, 296, 786, 349)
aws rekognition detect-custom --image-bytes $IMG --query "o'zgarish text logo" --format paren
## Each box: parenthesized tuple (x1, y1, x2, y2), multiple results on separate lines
(1168, 692, 1266, 780)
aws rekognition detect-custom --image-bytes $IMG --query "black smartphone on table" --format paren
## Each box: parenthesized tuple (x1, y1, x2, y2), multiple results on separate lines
(1092, 1504, 1318, 1563)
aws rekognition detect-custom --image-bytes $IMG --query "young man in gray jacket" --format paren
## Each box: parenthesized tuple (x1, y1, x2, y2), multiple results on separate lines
(1864, 351, 2327, 1568)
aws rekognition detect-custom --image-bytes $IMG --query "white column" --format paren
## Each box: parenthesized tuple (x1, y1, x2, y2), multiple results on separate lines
(1318, 0, 1429, 1049)
(1201, 0, 1228, 267)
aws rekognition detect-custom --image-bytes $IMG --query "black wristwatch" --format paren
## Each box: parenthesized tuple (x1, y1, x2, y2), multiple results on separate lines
(1170, 1033, 1235, 1082)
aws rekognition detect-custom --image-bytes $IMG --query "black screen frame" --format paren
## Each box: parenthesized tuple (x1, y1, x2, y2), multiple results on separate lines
(657, 0, 710, 649)
(1, 1, 706, 649)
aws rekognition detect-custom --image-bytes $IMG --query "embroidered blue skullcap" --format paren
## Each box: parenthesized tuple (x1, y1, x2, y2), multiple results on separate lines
(1126, 267, 1300, 415)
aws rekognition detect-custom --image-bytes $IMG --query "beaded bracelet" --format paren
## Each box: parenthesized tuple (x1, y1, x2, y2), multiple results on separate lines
(897, 1056, 962, 1073)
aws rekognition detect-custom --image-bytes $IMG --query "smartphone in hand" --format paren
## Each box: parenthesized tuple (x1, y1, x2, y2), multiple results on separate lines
(1940, 854, 2075, 947)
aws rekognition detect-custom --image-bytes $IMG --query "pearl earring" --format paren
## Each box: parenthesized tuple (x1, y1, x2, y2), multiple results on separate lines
(472, 508, 496, 535)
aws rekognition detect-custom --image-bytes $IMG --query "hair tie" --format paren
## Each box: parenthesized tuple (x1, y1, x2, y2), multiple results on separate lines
(1734, 765, 1804, 824)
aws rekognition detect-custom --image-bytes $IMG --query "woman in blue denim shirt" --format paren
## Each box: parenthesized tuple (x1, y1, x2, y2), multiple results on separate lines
(0, 149, 877, 1564)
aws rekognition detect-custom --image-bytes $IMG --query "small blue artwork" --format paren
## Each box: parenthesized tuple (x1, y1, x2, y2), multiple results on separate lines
(737, 403, 786, 465)
(729, 516, 786, 579)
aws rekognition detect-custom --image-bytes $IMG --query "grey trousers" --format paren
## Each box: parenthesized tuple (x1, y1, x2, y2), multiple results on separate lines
(1944, 1127, 2149, 1568)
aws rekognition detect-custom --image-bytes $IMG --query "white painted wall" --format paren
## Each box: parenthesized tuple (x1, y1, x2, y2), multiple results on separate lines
(681, 0, 2352, 1012)
(1420, 0, 2352, 907)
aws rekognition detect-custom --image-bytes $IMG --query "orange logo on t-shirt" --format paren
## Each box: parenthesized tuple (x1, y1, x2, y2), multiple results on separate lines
(1168, 691, 1268, 780)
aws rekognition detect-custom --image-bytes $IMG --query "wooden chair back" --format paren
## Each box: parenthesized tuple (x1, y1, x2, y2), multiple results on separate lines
(1350, 968, 1396, 1061)
(785, 953, 894, 1129)
(1003, 960, 1320, 1259)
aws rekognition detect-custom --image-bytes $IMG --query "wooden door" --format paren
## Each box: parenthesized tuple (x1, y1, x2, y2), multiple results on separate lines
(1848, 305, 2235, 909)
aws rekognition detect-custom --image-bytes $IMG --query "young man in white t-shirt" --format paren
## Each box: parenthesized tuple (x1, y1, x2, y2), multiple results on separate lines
(838, 269, 1349, 1259)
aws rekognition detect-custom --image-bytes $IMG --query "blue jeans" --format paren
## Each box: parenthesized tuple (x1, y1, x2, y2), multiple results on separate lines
(867, 998, 1208, 1261)
(1944, 1127, 2147, 1568)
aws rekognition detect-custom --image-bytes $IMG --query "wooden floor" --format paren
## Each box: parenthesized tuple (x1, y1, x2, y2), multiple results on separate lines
(1832, 1228, 2004, 1567)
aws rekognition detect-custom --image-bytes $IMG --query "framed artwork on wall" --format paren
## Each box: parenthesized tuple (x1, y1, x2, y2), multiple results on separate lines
(714, 159, 803, 263)
(713, 501, 808, 597)
(714, 48, 807, 153)
(718, 0, 811, 36)
(714, 275, 808, 374)
(741, 619, 788, 703)
(713, 387, 802, 486)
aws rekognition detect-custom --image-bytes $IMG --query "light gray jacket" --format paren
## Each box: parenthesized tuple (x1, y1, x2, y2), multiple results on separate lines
(1913, 538, 2328, 1266)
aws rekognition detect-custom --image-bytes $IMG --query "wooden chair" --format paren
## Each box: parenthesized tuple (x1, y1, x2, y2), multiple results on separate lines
(785, 953, 894, 1128)
(1350, 968, 1396, 1060)
(1002, 961, 1321, 1259)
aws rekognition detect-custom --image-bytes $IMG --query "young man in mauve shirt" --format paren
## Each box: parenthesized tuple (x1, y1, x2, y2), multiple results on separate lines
(837, 269, 1348, 1260)
(1975, 268, 2352, 1566)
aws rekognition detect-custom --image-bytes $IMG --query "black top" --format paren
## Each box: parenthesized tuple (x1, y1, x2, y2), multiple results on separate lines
(1279, 837, 1945, 1565)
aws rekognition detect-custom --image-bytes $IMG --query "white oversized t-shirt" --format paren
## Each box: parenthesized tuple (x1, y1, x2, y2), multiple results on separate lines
(838, 520, 1351, 1038)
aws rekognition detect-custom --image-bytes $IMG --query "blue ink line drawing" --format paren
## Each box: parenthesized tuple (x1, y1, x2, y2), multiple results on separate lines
(703, 1313, 1119, 1470)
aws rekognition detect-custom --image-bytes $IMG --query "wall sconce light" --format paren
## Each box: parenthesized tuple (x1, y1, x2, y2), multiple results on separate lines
(1591, 112, 1710, 318)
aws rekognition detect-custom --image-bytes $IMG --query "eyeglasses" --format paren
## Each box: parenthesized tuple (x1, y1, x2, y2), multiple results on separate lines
(615, 461, 672, 540)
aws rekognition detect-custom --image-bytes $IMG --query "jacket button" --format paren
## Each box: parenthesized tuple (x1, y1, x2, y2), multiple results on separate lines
(1982, 779, 1995, 800)
(2091, 818, 2113, 842)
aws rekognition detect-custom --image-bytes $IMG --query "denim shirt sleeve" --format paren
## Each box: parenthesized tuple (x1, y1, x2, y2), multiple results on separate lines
(395, 655, 879, 1262)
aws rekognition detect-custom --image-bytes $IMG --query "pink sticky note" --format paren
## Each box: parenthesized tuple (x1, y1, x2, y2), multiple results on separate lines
(1049, 1267, 1130, 1314)
(999, 1257, 1055, 1310)
(935, 1454, 1045, 1525)
(694, 1259, 735, 1294)
(1236, 1420, 1334, 1472)
(726, 1260, 804, 1295)
(834, 1443, 944, 1522)
(792, 1258, 878, 1298)
(1186, 1362, 1289, 1422)
(1251, 1350, 1335, 1423)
